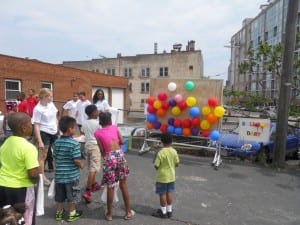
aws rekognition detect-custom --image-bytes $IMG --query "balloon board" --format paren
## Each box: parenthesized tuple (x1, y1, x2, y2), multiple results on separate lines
(146, 78, 224, 137)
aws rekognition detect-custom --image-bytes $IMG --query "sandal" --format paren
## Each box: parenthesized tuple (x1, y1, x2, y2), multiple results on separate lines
(124, 210, 135, 220)
(105, 213, 112, 221)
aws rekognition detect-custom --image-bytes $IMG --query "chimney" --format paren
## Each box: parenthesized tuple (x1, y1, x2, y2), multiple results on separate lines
(154, 42, 158, 54)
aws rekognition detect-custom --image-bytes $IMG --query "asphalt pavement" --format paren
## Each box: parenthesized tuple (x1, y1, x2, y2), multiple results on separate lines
(37, 149, 300, 225)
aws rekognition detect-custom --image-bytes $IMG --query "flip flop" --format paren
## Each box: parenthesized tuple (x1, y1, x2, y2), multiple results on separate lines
(124, 210, 135, 220)
(105, 213, 112, 221)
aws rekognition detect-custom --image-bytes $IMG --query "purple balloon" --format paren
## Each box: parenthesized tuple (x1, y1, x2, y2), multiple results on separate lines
(153, 121, 161, 129)
(168, 117, 175, 125)
(169, 99, 177, 107)
(191, 127, 199, 136)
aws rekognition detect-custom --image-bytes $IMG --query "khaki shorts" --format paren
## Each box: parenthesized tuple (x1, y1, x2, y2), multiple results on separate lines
(85, 144, 101, 172)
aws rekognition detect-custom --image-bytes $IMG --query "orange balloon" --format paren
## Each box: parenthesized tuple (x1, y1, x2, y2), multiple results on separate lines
(207, 113, 218, 124)
(146, 122, 153, 129)
(183, 128, 191, 136)
(156, 108, 166, 117)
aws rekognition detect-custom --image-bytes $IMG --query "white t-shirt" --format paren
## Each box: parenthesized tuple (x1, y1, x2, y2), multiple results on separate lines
(75, 99, 91, 125)
(81, 119, 100, 146)
(95, 99, 110, 112)
(63, 100, 79, 118)
(32, 102, 58, 135)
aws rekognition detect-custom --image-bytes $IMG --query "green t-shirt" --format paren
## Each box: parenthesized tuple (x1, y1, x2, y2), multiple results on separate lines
(154, 146, 179, 183)
(0, 136, 39, 188)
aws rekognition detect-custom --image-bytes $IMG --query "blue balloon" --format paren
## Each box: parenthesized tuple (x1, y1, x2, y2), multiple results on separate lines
(169, 99, 177, 107)
(210, 130, 220, 141)
(167, 125, 175, 133)
(174, 127, 182, 135)
(189, 107, 200, 117)
(147, 114, 157, 123)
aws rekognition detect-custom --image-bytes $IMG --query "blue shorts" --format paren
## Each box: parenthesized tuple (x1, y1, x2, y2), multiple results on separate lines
(155, 182, 175, 195)
(40, 131, 57, 147)
(55, 180, 80, 203)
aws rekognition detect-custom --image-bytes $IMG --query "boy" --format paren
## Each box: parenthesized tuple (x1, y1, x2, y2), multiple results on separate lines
(53, 116, 84, 222)
(0, 112, 39, 225)
(152, 131, 179, 219)
(81, 104, 102, 203)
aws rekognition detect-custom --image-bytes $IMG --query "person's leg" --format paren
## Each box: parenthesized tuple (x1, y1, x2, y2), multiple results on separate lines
(106, 187, 114, 220)
(45, 146, 54, 171)
(166, 182, 175, 218)
(119, 179, 132, 216)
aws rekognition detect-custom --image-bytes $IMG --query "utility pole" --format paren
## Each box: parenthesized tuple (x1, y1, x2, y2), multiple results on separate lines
(273, 0, 299, 168)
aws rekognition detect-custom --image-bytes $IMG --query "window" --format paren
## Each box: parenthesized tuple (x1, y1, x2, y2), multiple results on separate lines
(128, 83, 132, 92)
(141, 82, 150, 93)
(189, 65, 193, 70)
(159, 67, 168, 77)
(5, 79, 21, 100)
(41, 82, 53, 90)
(124, 68, 132, 77)
(141, 68, 150, 77)
(273, 26, 278, 37)
(105, 68, 116, 75)
(140, 98, 145, 107)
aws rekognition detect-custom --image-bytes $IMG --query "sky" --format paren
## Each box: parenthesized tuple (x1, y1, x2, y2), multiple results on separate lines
(1, 0, 267, 81)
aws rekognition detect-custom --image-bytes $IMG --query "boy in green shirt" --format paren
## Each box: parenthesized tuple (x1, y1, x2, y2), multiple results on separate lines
(152, 131, 179, 219)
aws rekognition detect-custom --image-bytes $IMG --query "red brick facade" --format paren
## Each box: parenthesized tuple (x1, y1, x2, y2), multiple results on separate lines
(0, 54, 129, 115)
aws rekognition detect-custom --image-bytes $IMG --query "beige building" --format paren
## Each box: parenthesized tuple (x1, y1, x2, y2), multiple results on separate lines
(62, 41, 204, 112)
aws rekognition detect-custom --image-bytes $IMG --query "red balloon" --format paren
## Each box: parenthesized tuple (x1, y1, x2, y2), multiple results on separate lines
(147, 96, 155, 105)
(174, 119, 182, 127)
(160, 124, 168, 132)
(162, 101, 170, 110)
(183, 128, 191, 136)
(208, 97, 218, 107)
(147, 105, 156, 114)
(202, 130, 210, 137)
(178, 100, 187, 110)
(191, 117, 201, 127)
(158, 92, 168, 101)
(182, 119, 192, 128)
(156, 108, 166, 117)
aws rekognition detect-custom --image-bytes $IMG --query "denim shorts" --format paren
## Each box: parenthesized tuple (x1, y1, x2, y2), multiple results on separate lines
(55, 180, 80, 203)
(155, 182, 175, 195)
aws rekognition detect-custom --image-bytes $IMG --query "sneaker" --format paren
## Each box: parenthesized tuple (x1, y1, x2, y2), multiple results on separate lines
(167, 211, 172, 218)
(67, 210, 82, 222)
(55, 209, 65, 221)
(82, 191, 92, 203)
(152, 209, 168, 219)
(91, 182, 101, 192)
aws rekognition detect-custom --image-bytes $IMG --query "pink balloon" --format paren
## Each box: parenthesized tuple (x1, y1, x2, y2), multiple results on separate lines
(174, 94, 183, 103)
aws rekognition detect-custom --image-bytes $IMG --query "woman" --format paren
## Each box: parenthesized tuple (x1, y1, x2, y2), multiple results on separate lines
(92, 89, 110, 113)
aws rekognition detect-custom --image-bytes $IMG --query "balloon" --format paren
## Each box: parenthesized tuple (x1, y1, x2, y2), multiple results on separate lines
(189, 107, 200, 117)
(202, 130, 210, 137)
(168, 82, 177, 91)
(174, 127, 182, 135)
(147, 105, 156, 114)
(174, 94, 183, 103)
(178, 100, 187, 110)
(146, 96, 155, 105)
(182, 119, 192, 128)
(146, 122, 153, 129)
(191, 127, 199, 136)
(162, 101, 170, 110)
(186, 96, 197, 107)
(183, 128, 191, 136)
(207, 113, 218, 124)
(208, 97, 218, 107)
(147, 114, 156, 122)
(167, 125, 175, 133)
(158, 92, 168, 101)
(191, 117, 201, 127)
(153, 100, 162, 109)
(174, 119, 182, 127)
(260, 123, 265, 129)
(156, 108, 166, 117)
(214, 106, 225, 117)
(171, 106, 181, 116)
(169, 99, 177, 107)
(185, 81, 195, 91)
(210, 130, 220, 141)
(160, 124, 168, 132)
(201, 106, 211, 116)
(200, 120, 211, 130)
(153, 121, 161, 129)
(168, 117, 175, 126)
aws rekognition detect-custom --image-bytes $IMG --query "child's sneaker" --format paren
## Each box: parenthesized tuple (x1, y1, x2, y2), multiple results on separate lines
(91, 182, 101, 192)
(67, 210, 82, 222)
(55, 209, 65, 221)
(152, 209, 168, 219)
(167, 211, 172, 218)
(82, 191, 92, 203)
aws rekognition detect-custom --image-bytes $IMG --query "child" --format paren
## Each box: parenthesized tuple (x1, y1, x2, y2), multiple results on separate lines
(152, 131, 179, 219)
(94, 112, 134, 221)
(53, 116, 84, 222)
(81, 104, 102, 203)
(0, 112, 39, 225)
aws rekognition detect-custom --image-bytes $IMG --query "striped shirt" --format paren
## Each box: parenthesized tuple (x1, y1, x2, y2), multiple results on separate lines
(53, 136, 81, 183)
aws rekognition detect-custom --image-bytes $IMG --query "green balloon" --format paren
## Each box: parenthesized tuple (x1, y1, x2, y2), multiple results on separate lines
(185, 81, 195, 91)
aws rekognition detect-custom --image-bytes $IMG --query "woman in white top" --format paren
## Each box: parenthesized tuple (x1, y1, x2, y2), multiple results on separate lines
(92, 89, 110, 113)
(32, 88, 58, 185)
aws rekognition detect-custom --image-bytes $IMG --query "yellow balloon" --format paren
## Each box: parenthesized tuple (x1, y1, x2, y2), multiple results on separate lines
(153, 100, 162, 109)
(200, 120, 211, 130)
(171, 106, 181, 116)
(186, 96, 197, 107)
(260, 123, 265, 129)
(214, 106, 225, 117)
(202, 106, 211, 116)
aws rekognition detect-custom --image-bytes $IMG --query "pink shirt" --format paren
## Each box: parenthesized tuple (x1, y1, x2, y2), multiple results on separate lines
(94, 125, 120, 157)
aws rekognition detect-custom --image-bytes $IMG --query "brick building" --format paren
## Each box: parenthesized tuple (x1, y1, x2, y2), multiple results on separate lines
(0, 54, 129, 121)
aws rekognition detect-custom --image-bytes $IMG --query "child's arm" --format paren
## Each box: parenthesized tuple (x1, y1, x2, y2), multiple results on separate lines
(74, 159, 84, 169)
(96, 139, 105, 156)
(117, 129, 124, 145)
